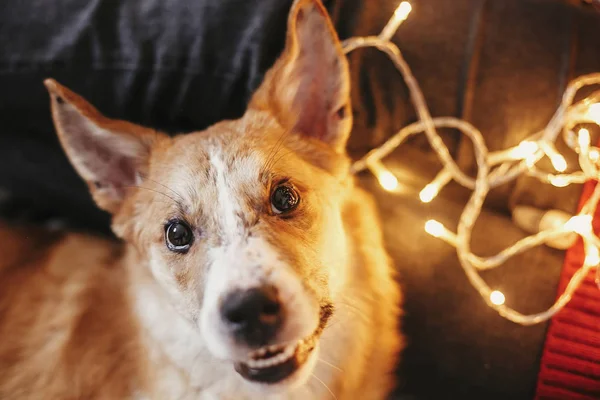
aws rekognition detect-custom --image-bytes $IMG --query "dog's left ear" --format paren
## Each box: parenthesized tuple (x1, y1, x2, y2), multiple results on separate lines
(250, 0, 351, 153)
(44, 79, 162, 214)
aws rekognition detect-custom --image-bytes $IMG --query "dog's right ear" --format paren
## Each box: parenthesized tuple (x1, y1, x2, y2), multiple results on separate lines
(249, 0, 351, 154)
(44, 79, 163, 214)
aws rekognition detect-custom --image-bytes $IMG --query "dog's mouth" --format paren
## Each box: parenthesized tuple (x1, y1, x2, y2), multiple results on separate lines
(234, 333, 318, 384)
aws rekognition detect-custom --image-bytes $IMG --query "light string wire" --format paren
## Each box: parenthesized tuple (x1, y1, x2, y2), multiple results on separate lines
(343, 1, 600, 325)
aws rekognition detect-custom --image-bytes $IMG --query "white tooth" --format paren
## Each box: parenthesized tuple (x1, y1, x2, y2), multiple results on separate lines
(244, 341, 300, 369)
(248, 359, 265, 368)
(268, 345, 280, 352)
(248, 347, 267, 359)
(284, 343, 296, 356)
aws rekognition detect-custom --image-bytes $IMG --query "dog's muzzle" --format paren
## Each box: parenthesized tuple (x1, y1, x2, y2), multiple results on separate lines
(220, 285, 284, 347)
(219, 285, 332, 384)
(234, 330, 319, 383)
(220, 285, 315, 384)
(233, 302, 333, 384)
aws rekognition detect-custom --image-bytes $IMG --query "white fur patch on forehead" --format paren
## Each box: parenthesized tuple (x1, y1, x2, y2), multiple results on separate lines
(209, 148, 262, 240)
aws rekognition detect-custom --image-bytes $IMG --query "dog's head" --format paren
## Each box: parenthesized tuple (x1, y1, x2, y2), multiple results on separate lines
(45, 0, 353, 392)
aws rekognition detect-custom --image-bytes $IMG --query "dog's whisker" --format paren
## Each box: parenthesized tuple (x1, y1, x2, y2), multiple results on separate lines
(335, 301, 368, 318)
(263, 137, 282, 171)
(322, 303, 369, 330)
(141, 176, 186, 201)
(318, 358, 344, 373)
(123, 185, 181, 205)
(311, 373, 338, 400)
(265, 129, 288, 163)
(263, 129, 291, 172)
(269, 149, 297, 170)
(336, 301, 362, 312)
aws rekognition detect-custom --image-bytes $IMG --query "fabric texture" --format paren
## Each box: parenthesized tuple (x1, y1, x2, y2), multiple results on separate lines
(0, 0, 406, 234)
(1, 0, 598, 231)
(0, 0, 294, 233)
(535, 177, 600, 399)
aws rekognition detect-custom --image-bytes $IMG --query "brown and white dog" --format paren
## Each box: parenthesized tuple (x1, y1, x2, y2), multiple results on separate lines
(0, 0, 402, 398)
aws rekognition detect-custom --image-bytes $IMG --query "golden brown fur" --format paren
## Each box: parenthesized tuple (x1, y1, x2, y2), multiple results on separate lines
(0, 191, 401, 400)
(0, 225, 145, 400)
(0, 1, 402, 398)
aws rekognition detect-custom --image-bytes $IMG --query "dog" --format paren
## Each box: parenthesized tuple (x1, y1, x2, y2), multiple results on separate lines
(0, 0, 402, 398)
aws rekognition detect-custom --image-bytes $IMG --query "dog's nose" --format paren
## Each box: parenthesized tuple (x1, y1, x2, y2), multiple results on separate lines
(220, 286, 283, 346)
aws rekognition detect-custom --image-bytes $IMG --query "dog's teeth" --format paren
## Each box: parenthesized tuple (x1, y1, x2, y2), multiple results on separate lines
(283, 344, 296, 357)
(268, 345, 280, 352)
(245, 342, 298, 369)
(248, 347, 267, 359)
(248, 357, 274, 369)
(273, 358, 282, 365)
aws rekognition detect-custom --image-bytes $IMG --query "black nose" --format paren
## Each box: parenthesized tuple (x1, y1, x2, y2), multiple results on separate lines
(220, 286, 284, 346)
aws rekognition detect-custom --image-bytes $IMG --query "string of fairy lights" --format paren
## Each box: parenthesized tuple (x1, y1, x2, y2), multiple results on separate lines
(342, 1, 600, 325)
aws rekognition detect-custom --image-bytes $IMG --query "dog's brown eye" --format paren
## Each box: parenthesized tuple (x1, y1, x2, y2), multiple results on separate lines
(165, 221, 193, 253)
(271, 185, 300, 215)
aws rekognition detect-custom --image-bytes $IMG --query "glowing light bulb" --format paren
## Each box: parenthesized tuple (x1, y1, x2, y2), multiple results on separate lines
(550, 154, 567, 172)
(587, 103, 600, 124)
(395, 1, 412, 21)
(419, 184, 438, 203)
(550, 176, 569, 187)
(419, 170, 452, 203)
(514, 140, 540, 167)
(425, 220, 445, 238)
(377, 170, 398, 191)
(512, 206, 577, 250)
(515, 141, 539, 158)
(578, 128, 591, 149)
(379, 1, 412, 41)
(368, 160, 399, 192)
(565, 214, 593, 235)
(585, 245, 600, 266)
(540, 142, 568, 172)
(525, 154, 538, 168)
(490, 291, 505, 306)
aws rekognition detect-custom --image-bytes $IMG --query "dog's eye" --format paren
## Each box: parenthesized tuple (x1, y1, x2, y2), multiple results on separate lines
(165, 221, 193, 253)
(271, 185, 300, 214)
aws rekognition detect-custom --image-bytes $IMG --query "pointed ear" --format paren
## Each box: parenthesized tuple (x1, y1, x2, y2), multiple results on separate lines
(249, 0, 352, 153)
(44, 79, 162, 214)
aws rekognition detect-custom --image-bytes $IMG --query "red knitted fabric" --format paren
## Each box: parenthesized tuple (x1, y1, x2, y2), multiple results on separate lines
(535, 180, 600, 399)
